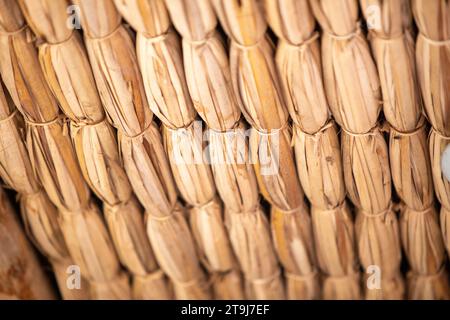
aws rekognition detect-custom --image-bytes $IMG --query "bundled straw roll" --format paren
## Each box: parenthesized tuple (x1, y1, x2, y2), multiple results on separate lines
(271, 205, 319, 300)
(389, 124, 434, 211)
(294, 122, 346, 209)
(310, 0, 381, 135)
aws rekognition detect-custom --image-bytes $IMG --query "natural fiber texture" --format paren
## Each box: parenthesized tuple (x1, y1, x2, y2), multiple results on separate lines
(312, 0, 404, 299)
(266, 0, 360, 299)
(211, 0, 320, 299)
(413, 1, 450, 273)
(0, 0, 130, 299)
(18, 0, 171, 299)
(74, 0, 209, 299)
(0, 78, 89, 300)
(114, 0, 243, 299)
(0, 187, 56, 299)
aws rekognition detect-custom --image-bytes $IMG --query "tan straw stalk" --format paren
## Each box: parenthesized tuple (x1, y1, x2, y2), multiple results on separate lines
(163, 0, 283, 299)
(74, 0, 210, 299)
(212, 0, 320, 300)
(413, 0, 450, 274)
(0, 77, 89, 300)
(0, 187, 56, 299)
(0, 0, 131, 299)
(311, 0, 404, 299)
(18, 0, 172, 299)
(266, 0, 361, 300)
(361, 0, 449, 299)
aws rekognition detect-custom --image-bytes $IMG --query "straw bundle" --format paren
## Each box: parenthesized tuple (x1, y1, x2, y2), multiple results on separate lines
(0, 77, 89, 300)
(163, 0, 283, 299)
(361, 0, 449, 299)
(265, 0, 361, 300)
(18, 0, 171, 300)
(212, 0, 320, 300)
(413, 0, 450, 268)
(74, 0, 210, 299)
(310, 0, 404, 299)
(0, 0, 130, 299)
(0, 187, 56, 299)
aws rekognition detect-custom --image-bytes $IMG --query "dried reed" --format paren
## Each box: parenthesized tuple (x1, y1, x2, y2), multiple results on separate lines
(0, 0, 130, 299)
(361, 0, 449, 299)
(311, 0, 404, 299)
(0, 187, 56, 299)
(413, 0, 450, 278)
(266, 0, 361, 300)
(212, 0, 320, 299)
(74, 0, 210, 299)
(18, 0, 171, 300)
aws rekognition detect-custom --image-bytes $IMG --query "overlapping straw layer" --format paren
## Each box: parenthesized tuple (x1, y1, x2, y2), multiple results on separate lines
(18, 0, 171, 299)
(74, 0, 210, 299)
(0, 187, 56, 299)
(360, 0, 448, 300)
(311, 0, 404, 299)
(413, 0, 450, 272)
(0, 77, 88, 300)
(0, 0, 130, 299)
(265, 0, 361, 300)
(212, 0, 320, 299)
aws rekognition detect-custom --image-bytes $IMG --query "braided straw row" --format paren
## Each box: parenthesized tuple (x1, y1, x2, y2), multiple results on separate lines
(212, 0, 320, 299)
(116, 0, 243, 299)
(163, 0, 283, 299)
(0, 0, 131, 299)
(18, 0, 172, 299)
(73, 0, 210, 299)
(266, 0, 361, 300)
(360, 0, 449, 299)
(311, 0, 404, 299)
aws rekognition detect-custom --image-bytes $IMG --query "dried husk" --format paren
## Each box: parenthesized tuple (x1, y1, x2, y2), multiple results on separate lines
(0, 0, 130, 299)
(389, 125, 434, 211)
(311, 203, 361, 299)
(163, 122, 242, 298)
(76, 0, 209, 298)
(164, 0, 241, 131)
(146, 204, 210, 299)
(0, 188, 56, 299)
(294, 123, 346, 209)
(310, 0, 381, 134)
(413, 0, 450, 137)
(342, 127, 404, 299)
(266, 0, 329, 134)
(225, 207, 284, 299)
(400, 205, 449, 299)
(271, 205, 320, 300)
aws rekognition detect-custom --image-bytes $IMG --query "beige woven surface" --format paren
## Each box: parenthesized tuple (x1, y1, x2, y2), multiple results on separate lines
(0, 0, 449, 300)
